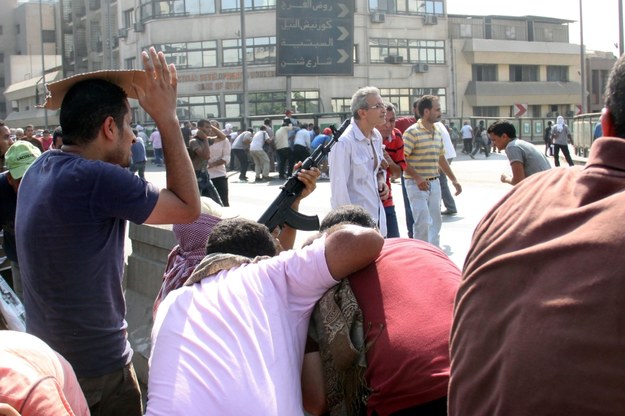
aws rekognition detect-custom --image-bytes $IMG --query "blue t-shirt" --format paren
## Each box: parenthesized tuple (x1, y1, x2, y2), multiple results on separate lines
(16, 150, 159, 377)
(311, 134, 331, 150)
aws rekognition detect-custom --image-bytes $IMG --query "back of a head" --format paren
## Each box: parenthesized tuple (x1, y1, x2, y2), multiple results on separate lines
(605, 54, 625, 138)
(205, 218, 277, 258)
(320, 205, 377, 232)
(60, 78, 127, 146)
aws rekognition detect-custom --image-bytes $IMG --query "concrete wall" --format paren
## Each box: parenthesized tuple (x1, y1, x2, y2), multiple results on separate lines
(125, 223, 175, 385)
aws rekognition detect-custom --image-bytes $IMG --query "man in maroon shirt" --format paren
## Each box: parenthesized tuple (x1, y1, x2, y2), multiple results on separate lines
(449, 54, 625, 415)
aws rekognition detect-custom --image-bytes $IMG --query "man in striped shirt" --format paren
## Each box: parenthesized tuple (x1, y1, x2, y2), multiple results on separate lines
(403, 95, 462, 246)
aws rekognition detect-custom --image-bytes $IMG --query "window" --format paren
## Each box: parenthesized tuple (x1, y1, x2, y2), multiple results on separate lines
(370, 38, 445, 64)
(223, 37, 276, 66)
(411, 88, 447, 114)
(247, 91, 319, 116)
(473, 106, 499, 117)
(123, 9, 134, 28)
(331, 98, 352, 113)
(530, 105, 541, 117)
(390, 0, 444, 14)
(369, 0, 396, 13)
(42, 30, 55, 43)
(473, 64, 497, 81)
(460, 23, 472, 38)
(15, 24, 20, 35)
(139, 0, 215, 20)
(224, 94, 241, 118)
(375, 87, 446, 115)
(0, 25, 3, 35)
(0, 53, 4, 63)
(547, 65, 568, 82)
(509, 65, 538, 82)
(125, 57, 137, 69)
(221, 0, 276, 13)
(153, 41, 218, 69)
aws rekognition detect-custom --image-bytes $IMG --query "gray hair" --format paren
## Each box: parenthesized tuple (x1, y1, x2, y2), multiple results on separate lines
(350, 86, 381, 120)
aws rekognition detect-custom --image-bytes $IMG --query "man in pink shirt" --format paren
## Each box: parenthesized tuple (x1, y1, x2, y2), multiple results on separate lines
(147, 218, 383, 415)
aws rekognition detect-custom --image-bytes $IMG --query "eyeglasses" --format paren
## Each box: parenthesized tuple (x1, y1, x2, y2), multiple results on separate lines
(366, 104, 386, 110)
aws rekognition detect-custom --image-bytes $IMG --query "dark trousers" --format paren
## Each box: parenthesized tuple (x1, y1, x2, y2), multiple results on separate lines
(384, 205, 400, 238)
(553, 144, 574, 166)
(462, 138, 473, 153)
(293, 144, 310, 165)
(196, 170, 223, 206)
(401, 176, 414, 238)
(276, 147, 293, 178)
(78, 363, 143, 416)
(129, 161, 146, 179)
(232, 148, 249, 179)
(211, 175, 229, 207)
(471, 137, 490, 157)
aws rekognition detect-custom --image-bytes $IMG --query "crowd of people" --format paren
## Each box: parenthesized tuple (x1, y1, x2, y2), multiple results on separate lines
(1, 46, 623, 416)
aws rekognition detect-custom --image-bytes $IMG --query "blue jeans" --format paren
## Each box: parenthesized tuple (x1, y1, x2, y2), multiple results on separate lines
(404, 177, 442, 247)
(401, 176, 414, 238)
(196, 170, 223, 206)
(384, 205, 400, 238)
(153, 148, 163, 165)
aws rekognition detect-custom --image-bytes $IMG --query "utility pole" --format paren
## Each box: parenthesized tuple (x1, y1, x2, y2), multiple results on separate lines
(39, 0, 49, 129)
(240, 0, 249, 129)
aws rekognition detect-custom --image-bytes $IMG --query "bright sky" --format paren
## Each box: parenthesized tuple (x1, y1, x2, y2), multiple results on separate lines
(446, 0, 622, 54)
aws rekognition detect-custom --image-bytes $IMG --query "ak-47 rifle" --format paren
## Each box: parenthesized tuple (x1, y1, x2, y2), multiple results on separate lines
(258, 118, 351, 232)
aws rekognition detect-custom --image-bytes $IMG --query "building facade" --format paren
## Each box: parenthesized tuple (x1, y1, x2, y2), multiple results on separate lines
(1, 0, 616, 130)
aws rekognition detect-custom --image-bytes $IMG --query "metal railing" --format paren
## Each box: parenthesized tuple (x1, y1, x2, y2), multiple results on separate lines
(572, 113, 601, 157)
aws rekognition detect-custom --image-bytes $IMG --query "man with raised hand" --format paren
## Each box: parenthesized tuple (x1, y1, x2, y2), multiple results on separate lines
(16, 47, 200, 416)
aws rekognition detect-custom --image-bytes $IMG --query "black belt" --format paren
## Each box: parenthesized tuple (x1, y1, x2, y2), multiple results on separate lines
(425, 176, 439, 181)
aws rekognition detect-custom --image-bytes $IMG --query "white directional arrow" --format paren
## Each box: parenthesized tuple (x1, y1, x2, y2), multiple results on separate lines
(337, 49, 349, 64)
(337, 26, 349, 41)
(337, 3, 349, 18)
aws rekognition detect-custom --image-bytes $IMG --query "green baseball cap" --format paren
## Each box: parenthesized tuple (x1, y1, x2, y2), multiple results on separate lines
(5, 141, 41, 179)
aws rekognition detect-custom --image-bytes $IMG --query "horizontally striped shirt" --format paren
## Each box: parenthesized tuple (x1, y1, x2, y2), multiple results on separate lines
(403, 120, 444, 179)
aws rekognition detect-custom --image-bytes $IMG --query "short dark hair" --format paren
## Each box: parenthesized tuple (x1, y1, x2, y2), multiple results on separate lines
(319, 205, 377, 232)
(52, 126, 62, 141)
(417, 95, 437, 118)
(487, 120, 517, 138)
(60, 79, 128, 146)
(205, 218, 277, 258)
(605, 54, 625, 138)
(197, 118, 210, 128)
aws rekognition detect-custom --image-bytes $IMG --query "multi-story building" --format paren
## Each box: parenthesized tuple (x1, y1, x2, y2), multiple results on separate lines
(449, 14, 582, 120)
(2, 0, 62, 126)
(1, 0, 616, 130)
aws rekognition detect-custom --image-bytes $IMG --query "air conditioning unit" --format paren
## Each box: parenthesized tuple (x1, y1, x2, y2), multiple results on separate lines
(370, 12, 385, 23)
(413, 63, 430, 73)
(117, 28, 128, 39)
(423, 15, 438, 25)
(384, 55, 403, 64)
(134, 21, 145, 32)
